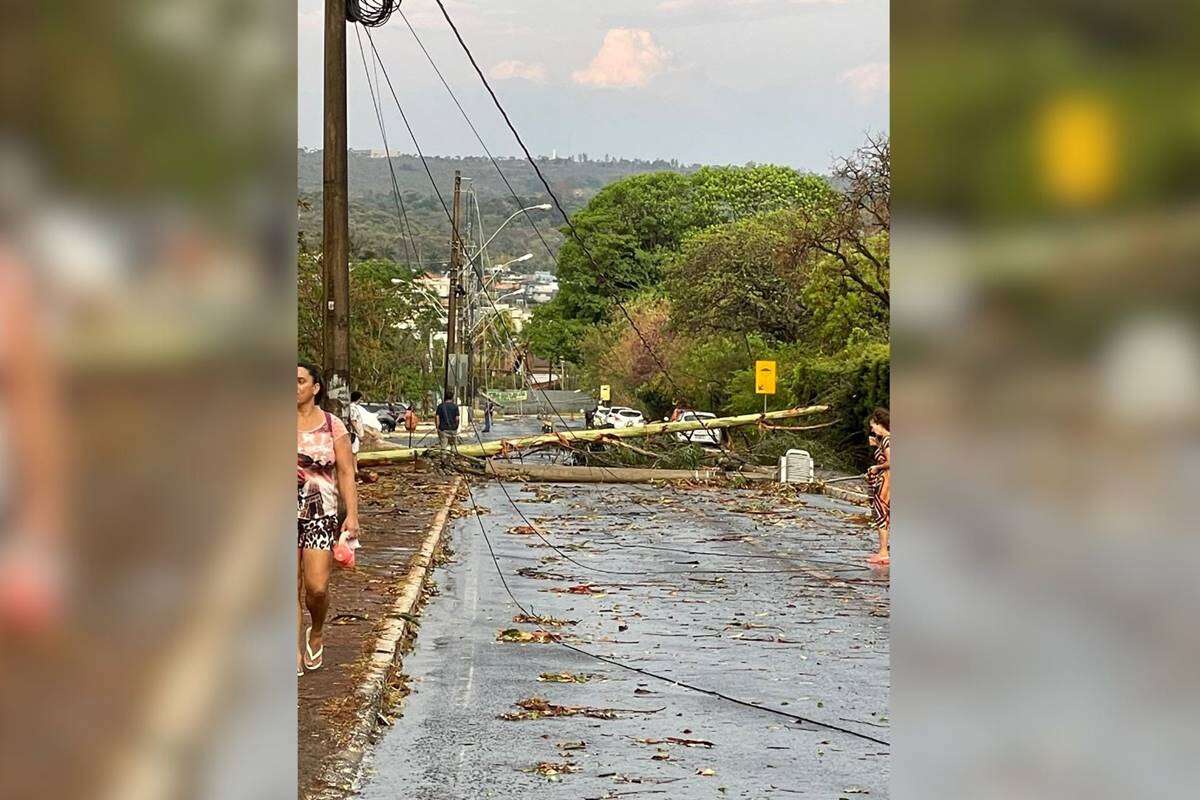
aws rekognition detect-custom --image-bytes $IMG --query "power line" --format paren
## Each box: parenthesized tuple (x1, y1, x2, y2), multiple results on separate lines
(347, 7, 887, 752)
(455, 452, 891, 748)
(396, 9, 561, 264)
(359, 25, 633, 470)
(353, 24, 422, 269)
(428, 0, 738, 458)
(362, 27, 457, 228)
(383, 11, 718, 474)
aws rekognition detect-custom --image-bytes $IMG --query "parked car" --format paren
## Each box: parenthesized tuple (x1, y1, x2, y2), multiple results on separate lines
(610, 408, 646, 429)
(604, 406, 632, 426)
(675, 411, 722, 446)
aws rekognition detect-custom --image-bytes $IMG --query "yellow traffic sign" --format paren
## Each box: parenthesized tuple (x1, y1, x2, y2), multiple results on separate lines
(600, 384, 611, 402)
(755, 360, 777, 395)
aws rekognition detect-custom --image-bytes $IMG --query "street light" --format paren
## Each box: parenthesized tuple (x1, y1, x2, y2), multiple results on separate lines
(467, 204, 551, 272)
(498, 252, 534, 269)
(482, 253, 534, 293)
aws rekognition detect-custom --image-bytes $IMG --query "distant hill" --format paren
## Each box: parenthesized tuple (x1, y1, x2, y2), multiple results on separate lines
(298, 149, 700, 273)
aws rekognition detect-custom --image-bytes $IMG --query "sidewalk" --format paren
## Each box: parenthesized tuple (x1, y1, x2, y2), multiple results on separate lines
(298, 467, 459, 799)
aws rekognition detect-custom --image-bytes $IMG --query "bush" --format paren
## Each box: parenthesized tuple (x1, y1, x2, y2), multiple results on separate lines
(787, 341, 889, 468)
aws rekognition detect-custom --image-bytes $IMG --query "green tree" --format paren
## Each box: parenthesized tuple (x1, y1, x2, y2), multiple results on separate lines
(554, 166, 836, 331)
(522, 296, 588, 365)
(666, 210, 815, 343)
(297, 254, 444, 403)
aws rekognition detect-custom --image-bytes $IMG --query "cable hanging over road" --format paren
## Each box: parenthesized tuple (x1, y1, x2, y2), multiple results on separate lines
(428, 0, 739, 459)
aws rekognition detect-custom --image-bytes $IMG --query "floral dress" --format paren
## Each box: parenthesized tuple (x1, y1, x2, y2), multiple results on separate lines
(297, 412, 348, 549)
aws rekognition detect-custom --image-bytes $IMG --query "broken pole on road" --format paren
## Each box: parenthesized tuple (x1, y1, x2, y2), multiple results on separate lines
(356, 405, 831, 465)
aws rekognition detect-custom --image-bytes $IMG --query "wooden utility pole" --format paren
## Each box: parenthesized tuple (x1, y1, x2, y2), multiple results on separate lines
(443, 171, 463, 398)
(322, 0, 351, 417)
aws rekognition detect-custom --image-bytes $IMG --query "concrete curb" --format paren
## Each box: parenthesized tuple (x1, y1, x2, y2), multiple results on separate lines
(311, 475, 464, 800)
(818, 483, 870, 506)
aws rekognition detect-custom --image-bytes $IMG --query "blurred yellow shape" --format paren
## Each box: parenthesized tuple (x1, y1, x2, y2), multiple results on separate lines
(1037, 94, 1119, 207)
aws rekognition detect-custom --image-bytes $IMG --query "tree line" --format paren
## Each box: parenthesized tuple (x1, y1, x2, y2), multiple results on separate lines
(522, 136, 890, 469)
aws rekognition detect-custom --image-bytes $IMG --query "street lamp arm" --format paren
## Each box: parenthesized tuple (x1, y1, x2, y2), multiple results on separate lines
(467, 204, 551, 267)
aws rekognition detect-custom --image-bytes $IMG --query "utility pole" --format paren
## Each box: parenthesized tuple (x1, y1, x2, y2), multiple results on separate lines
(322, 0, 351, 417)
(443, 171, 463, 398)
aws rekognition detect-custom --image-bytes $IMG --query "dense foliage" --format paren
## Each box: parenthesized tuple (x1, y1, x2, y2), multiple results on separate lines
(298, 253, 446, 409)
(526, 138, 891, 470)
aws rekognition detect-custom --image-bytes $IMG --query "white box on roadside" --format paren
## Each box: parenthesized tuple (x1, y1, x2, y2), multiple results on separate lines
(779, 449, 814, 484)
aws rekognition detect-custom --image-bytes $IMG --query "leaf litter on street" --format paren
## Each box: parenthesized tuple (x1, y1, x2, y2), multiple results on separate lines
(538, 671, 596, 683)
(496, 628, 561, 644)
(513, 613, 577, 627)
(501, 697, 666, 721)
(524, 760, 581, 781)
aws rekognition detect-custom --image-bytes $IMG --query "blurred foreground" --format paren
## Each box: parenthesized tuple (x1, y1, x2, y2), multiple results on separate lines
(893, 2, 1200, 797)
(0, 3, 295, 799)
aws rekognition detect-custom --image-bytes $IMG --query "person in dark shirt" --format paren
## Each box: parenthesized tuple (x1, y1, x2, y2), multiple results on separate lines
(435, 391, 460, 449)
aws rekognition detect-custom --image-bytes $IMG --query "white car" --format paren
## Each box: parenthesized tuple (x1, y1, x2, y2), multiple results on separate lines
(675, 411, 723, 447)
(609, 408, 645, 429)
(592, 406, 612, 428)
(603, 406, 632, 426)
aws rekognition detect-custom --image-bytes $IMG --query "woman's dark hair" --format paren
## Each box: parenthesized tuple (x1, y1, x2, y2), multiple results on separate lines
(350, 390, 363, 403)
(869, 407, 890, 431)
(298, 362, 325, 405)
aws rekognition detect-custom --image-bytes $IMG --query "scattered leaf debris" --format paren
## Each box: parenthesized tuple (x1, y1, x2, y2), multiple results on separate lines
(632, 736, 716, 748)
(538, 671, 593, 683)
(496, 628, 560, 644)
(525, 761, 580, 780)
(514, 613, 577, 627)
(501, 697, 664, 721)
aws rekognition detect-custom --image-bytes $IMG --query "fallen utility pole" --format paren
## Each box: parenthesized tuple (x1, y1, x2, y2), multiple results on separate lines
(357, 405, 830, 465)
(481, 463, 776, 484)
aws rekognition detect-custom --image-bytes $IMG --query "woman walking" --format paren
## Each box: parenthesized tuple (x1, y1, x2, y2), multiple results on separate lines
(297, 363, 359, 676)
(866, 408, 891, 565)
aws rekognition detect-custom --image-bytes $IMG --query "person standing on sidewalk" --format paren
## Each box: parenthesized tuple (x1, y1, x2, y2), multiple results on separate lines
(435, 391, 460, 450)
(297, 363, 360, 676)
(866, 408, 891, 565)
(482, 398, 496, 433)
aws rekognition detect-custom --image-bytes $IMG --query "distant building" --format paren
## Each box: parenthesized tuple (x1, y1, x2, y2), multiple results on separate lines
(417, 271, 450, 300)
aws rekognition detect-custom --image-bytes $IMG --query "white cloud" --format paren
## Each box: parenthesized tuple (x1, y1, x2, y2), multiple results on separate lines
(489, 60, 548, 83)
(572, 29, 672, 89)
(840, 61, 889, 102)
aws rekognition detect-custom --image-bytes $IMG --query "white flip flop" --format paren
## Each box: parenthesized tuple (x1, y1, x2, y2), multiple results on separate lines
(304, 626, 324, 670)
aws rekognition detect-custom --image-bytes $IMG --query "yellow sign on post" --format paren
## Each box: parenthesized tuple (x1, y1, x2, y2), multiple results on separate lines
(600, 384, 611, 402)
(755, 361, 777, 395)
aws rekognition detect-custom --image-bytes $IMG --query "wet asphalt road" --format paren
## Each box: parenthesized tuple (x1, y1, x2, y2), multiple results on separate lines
(357, 464, 890, 800)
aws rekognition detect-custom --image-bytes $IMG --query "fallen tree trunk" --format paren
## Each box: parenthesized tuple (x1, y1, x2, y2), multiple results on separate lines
(357, 405, 830, 465)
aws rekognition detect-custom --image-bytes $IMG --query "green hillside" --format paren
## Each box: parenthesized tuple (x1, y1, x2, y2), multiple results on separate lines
(298, 149, 700, 272)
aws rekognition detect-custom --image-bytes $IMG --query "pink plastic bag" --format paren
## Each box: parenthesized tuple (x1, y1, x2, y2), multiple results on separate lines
(333, 535, 360, 569)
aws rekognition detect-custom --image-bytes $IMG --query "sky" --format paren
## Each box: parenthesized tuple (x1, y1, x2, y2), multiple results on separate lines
(298, 0, 889, 172)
